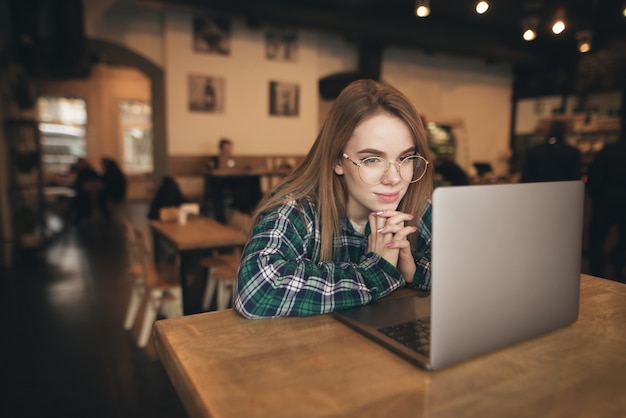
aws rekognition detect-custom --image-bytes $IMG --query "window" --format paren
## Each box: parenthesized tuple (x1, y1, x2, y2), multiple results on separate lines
(37, 96, 87, 173)
(119, 100, 153, 173)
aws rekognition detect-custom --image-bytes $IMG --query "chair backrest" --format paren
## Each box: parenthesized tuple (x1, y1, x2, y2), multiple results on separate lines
(134, 224, 179, 285)
(133, 225, 154, 262)
(122, 219, 142, 269)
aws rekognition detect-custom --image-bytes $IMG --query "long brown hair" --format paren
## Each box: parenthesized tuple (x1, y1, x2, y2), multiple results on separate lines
(252, 79, 433, 261)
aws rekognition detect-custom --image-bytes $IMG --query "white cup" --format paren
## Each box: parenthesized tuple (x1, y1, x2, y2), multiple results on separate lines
(178, 210, 187, 225)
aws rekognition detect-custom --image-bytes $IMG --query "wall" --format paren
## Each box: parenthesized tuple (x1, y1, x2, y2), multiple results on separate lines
(84, 2, 514, 173)
(162, 11, 513, 173)
(37, 65, 150, 159)
(1, 0, 516, 264)
(383, 49, 513, 175)
(164, 11, 320, 155)
(84, 0, 164, 68)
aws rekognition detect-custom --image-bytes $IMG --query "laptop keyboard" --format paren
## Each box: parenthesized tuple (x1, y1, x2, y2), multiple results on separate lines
(377, 317, 431, 357)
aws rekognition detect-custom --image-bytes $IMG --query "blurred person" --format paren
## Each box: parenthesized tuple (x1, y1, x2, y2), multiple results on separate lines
(521, 119, 582, 183)
(208, 138, 262, 222)
(208, 138, 234, 169)
(101, 157, 128, 225)
(148, 176, 187, 220)
(433, 155, 470, 186)
(586, 132, 626, 282)
(234, 79, 433, 318)
(71, 157, 105, 224)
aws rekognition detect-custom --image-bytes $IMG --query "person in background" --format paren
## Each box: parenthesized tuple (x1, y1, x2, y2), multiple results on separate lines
(520, 119, 582, 183)
(71, 157, 105, 224)
(433, 155, 470, 186)
(208, 137, 234, 169)
(101, 157, 128, 224)
(148, 176, 187, 220)
(234, 79, 433, 319)
(208, 138, 262, 222)
(586, 123, 626, 282)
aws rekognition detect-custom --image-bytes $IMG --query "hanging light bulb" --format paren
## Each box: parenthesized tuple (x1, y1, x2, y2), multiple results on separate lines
(523, 28, 537, 41)
(552, 20, 565, 34)
(552, 10, 566, 34)
(521, 17, 538, 41)
(577, 30, 592, 53)
(475, 1, 489, 14)
(415, 0, 431, 17)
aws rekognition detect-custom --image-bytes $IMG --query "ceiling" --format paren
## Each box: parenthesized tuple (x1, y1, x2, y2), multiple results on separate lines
(140, 0, 626, 67)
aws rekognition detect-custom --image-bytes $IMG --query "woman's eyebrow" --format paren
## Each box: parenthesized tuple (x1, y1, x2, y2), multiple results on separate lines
(356, 147, 416, 156)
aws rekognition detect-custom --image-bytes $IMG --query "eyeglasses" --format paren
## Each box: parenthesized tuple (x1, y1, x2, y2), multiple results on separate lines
(342, 153, 429, 185)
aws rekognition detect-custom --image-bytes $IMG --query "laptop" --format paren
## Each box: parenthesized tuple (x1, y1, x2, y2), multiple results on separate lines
(333, 180, 584, 371)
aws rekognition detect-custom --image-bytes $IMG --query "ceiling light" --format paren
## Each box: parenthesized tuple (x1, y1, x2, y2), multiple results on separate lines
(552, 20, 565, 34)
(551, 10, 566, 34)
(475, 1, 489, 14)
(521, 17, 538, 41)
(415, 0, 430, 17)
(523, 29, 536, 41)
(623, 2, 626, 17)
(577, 30, 592, 53)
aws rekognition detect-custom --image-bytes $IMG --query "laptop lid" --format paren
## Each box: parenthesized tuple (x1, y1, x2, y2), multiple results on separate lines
(333, 180, 584, 371)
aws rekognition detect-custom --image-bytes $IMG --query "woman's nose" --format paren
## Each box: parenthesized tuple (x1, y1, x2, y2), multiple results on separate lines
(381, 162, 402, 184)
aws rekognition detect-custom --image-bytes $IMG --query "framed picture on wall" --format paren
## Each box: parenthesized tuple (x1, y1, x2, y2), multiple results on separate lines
(192, 16, 231, 55)
(189, 75, 225, 113)
(269, 81, 299, 117)
(265, 26, 298, 61)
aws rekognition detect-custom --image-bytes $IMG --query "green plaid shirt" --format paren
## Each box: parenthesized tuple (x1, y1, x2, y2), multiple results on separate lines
(234, 196, 432, 318)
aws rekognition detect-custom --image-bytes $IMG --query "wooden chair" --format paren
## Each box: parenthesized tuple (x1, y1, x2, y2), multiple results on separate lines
(122, 220, 183, 347)
(200, 211, 251, 311)
(122, 220, 146, 331)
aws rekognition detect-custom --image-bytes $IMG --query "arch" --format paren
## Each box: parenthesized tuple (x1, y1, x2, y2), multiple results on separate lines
(86, 38, 167, 184)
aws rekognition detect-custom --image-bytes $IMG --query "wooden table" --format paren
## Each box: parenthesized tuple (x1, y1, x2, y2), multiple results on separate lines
(150, 216, 247, 314)
(154, 274, 626, 417)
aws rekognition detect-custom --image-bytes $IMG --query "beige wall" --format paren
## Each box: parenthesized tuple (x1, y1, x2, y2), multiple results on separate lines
(38, 65, 153, 199)
(1, 0, 516, 264)
(82, 2, 515, 174)
(164, 12, 321, 156)
(37, 65, 150, 163)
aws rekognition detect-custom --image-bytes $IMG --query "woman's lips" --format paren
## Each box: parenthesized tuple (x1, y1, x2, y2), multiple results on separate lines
(376, 191, 400, 203)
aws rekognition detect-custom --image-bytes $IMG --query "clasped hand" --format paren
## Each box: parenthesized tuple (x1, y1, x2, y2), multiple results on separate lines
(368, 210, 418, 283)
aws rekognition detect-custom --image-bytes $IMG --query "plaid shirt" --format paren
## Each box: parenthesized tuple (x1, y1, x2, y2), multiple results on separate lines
(234, 196, 432, 318)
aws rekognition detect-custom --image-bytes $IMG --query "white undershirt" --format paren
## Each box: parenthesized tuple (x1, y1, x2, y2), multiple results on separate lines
(349, 219, 367, 235)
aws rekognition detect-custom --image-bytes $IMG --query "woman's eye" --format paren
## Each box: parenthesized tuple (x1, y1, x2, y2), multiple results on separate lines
(362, 157, 383, 166)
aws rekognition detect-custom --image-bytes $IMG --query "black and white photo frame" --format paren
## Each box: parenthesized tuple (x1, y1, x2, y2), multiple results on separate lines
(193, 16, 231, 55)
(189, 74, 225, 113)
(269, 81, 299, 117)
(265, 26, 298, 61)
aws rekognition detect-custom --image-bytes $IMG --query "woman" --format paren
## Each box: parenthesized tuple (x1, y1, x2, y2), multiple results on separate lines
(234, 79, 433, 318)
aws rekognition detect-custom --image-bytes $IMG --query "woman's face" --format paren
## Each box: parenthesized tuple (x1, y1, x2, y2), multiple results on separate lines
(334, 113, 416, 225)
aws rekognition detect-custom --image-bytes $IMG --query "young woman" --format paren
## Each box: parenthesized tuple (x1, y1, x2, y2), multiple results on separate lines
(234, 79, 433, 318)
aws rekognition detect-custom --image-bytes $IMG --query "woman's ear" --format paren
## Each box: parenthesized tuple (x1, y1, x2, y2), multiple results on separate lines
(334, 159, 344, 176)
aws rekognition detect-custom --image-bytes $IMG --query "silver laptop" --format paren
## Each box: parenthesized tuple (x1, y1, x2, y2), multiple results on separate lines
(333, 180, 584, 371)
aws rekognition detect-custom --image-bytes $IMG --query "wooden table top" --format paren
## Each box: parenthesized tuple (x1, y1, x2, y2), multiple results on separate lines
(150, 216, 247, 252)
(154, 274, 626, 418)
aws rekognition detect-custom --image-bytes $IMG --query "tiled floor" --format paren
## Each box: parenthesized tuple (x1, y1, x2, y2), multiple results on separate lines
(1, 202, 188, 418)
